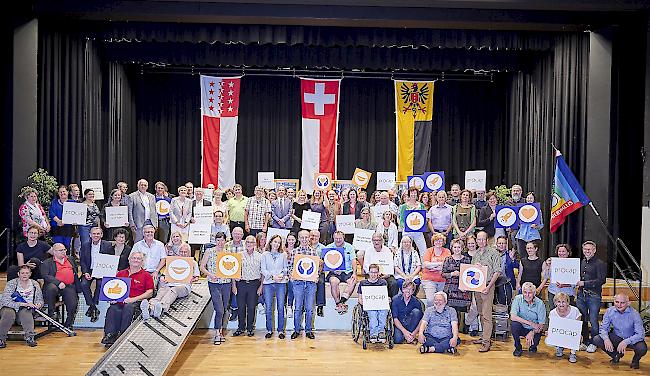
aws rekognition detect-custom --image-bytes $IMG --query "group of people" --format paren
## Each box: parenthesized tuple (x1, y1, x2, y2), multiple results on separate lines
(2, 178, 646, 371)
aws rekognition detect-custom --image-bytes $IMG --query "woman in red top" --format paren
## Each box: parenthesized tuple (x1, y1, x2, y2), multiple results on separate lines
(421, 233, 451, 307)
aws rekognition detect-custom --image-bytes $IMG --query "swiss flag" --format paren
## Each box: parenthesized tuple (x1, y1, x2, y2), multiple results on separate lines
(300, 78, 341, 193)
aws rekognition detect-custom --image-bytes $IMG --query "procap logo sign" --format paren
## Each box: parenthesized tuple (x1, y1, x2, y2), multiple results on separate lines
(156, 200, 171, 216)
(215, 252, 242, 279)
(322, 247, 345, 271)
(352, 168, 372, 188)
(424, 171, 445, 192)
(99, 277, 131, 302)
(314, 173, 332, 191)
(407, 175, 425, 191)
(166, 257, 193, 283)
(404, 210, 427, 232)
(291, 254, 320, 282)
(458, 264, 488, 292)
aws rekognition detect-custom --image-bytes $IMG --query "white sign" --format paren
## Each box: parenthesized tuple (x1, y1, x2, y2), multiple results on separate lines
(192, 206, 214, 225)
(105, 206, 129, 228)
(62, 202, 87, 225)
(545, 316, 582, 351)
(550, 257, 581, 285)
(300, 210, 321, 230)
(91, 254, 119, 278)
(266, 228, 290, 247)
(352, 228, 375, 251)
(372, 205, 390, 224)
(336, 215, 356, 234)
(376, 172, 396, 191)
(258, 172, 276, 189)
(81, 180, 105, 200)
(361, 285, 390, 310)
(464, 170, 487, 191)
(188, 223, 211, 244)
(203, 188, 214, 202)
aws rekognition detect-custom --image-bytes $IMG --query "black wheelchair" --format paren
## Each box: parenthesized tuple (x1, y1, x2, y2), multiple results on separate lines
(351, 303, 394, 349)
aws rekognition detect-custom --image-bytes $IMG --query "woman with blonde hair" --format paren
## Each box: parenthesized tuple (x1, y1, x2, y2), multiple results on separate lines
(170, 186, 192, 241)
(261, 234, 288, 339)
(291, 190, 311, 234)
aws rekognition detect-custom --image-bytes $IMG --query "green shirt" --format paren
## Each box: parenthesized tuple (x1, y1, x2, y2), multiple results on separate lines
(471, 247, 501, 279)
(227, 196, 248, 222)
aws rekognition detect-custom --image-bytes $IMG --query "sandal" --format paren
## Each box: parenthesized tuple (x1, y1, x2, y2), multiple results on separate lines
(419, 345, 434, 354)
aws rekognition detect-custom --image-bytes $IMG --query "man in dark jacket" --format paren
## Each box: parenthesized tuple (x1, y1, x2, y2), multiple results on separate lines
(80, 226, 116, 322)
(40, 243, 80, 329)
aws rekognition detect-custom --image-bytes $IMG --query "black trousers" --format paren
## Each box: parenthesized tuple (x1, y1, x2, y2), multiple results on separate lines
(593, 333, 648, 363)
(43, 283, 78, 327)
(236, 279, 260, 332)
(104, 302, 139, 335)
(80, 276, 101, 308)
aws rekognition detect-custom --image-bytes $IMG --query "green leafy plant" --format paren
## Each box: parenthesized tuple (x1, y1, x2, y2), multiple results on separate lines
(20, 168, 59, 216)
(491, 184, 511, 204)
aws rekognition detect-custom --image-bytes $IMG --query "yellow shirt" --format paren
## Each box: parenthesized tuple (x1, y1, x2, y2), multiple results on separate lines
(227, 196, 248, 222)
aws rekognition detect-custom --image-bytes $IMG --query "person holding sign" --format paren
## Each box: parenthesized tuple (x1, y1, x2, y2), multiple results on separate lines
(101, 251, 154, 346)
(376, 211, 398, 252)
(49, 185, 74, 249)
(441, 239, 472, 330)
(451, 189, 476, 239)
(141, 243, 199, 320)
(358, 264, 389, 343)
(470, 231, 502, 353)
(309, 190, 329, 243)
(290, 230, 319, 340)
(261, 235, 289, 339)
(325, 231, 358, 315)
(101, 189, 130, 242)
(41, 243, 80, 330)
(244, 186, 271, 236)
(78, 189, 101, 249)
(291, 190, 311, 234)
(418, 291, 460, 354)
(398, 187, 427, 258)
(18, 187, 50, 237)
(540, 244, 576, 310)
(362, 233, 398, 298)
(427, 191, 453, 248)
(592, 293, 647, 369)
(170, 186, 192, 240)
(131, 225, 167, 280)
(200, 232, 234, 345)
(80, 227, 116, 322)
(514, 192, 543, 258)
(0, 265, 44, 348)
(548, 292, 581, 363)
(510, 282, 546, 357)
(232, 236, 263, 337)
(154, 182, 172, 243)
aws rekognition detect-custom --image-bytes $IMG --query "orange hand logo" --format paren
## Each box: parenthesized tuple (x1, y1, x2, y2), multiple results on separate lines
(409, 216, 421, 226)
(107, 283, 123, 295)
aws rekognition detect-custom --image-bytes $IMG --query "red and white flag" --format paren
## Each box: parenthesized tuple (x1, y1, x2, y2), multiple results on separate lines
(300, 78, 341, 193)
(200, 75, 241, 189)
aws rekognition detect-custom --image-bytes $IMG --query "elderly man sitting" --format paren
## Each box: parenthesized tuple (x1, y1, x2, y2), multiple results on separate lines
(391, 281, 423, 344)
(593, 293, 647, 369)
(418, 291, 460, 354)
(140, 243, 199, 319)
(510, 282, 546, 357)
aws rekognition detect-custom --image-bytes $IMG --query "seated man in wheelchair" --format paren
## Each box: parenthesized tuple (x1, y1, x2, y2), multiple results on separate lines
(391, 281, 424, 344)
(358, 263, 389, 343)
(418, 291, 460, 354)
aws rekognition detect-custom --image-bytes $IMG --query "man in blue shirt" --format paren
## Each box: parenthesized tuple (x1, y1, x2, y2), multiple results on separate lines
(325, 231, 357, 314)
(391, 281, 423, 344)
(593, 294, 647, 369)
(510, 282, 546, 357)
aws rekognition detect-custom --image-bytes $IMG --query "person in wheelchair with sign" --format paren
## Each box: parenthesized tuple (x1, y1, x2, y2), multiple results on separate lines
(352, 263, 394, 349)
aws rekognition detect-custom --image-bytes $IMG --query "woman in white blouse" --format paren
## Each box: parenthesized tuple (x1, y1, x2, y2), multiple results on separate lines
(170, 186, 192, 240)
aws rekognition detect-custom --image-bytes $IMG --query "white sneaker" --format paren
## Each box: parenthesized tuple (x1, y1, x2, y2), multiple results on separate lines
(140, 300, 150, 320)
(152, 301, 163, 318)
(586, 344, 597, 353)
(579, 343, 587, 351)
(286, 307, 293, 318)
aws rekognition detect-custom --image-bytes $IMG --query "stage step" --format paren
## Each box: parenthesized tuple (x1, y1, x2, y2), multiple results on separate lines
(86, 280, 211, 376)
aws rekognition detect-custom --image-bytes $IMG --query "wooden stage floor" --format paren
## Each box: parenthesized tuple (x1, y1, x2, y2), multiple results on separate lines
(0, 329, 647, 375)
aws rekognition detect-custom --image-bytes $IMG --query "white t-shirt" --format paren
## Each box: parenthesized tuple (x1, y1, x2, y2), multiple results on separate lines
(131, 239, 167, 272)
(363, 246, 395, 276)
(549, 306, 581, 320)
(140, 192, 151, 221)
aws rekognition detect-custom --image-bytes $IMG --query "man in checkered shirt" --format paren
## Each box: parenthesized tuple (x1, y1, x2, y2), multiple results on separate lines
(244, 185, 271, 236)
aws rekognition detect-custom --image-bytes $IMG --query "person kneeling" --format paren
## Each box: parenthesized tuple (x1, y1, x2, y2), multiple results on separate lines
(141, 243, 199, 320)
(391, 281, 423, 344)
(418, 291, 460, 354)
(510, 282, 546, 357)
(358, 264, 389, 343)
(101, 251, 154, 346)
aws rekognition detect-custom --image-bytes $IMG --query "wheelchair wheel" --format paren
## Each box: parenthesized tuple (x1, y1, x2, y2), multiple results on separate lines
(386, 311, 394, 349)
(351, 304, 362, 342)
(362, 338, 367, 350)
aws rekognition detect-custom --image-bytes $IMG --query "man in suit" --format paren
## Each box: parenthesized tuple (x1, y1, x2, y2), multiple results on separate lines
(41, 243, 81, 329)
(128, 179, 158, 242)
(79, 226, 117, 322)
(271, 186, 292, 229)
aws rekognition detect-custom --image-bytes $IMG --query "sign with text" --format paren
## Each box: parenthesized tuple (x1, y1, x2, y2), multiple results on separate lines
(336, 214, 356, 234)
(91, 254, 119, 278)
(361, 285, 390, 310)
(545, 316, 582, 351)
(376, 172, 396, 191)
(404, 209, 427, 232)
(314, 173, 332, 191)
(458, 263, 488, 292)
(407, 175, 425, 191)
(274, 179, 299, 193)
(165, 257, 195, 284)
(464, 170, 487, 191)
(81, 180, 105, 200)
(352, 228, 375, 251)
(517, 203, 542, 225)
(203, 188, 214, 202)
(188, 223, 211, 244)
(99, 277, 130, 302)
(322, 247, 346, 271)
(372, 205, 390, 224)
(366, 253, 395, 275)
(215, 252, 242, 279)
(192, 206, 214, 225)
(291, 254, 320, 282)
(494, 205, 520, 229)
(550, 257, 581, 285)
(266, 228, 290, 247)
(258, 172, 276, 189)
(62, 201, 88, 225)
(352, 168, 372, 188)
(105, 206, 129, 228)
(423, 171, 445, 192)
(300, 210, 321, 230)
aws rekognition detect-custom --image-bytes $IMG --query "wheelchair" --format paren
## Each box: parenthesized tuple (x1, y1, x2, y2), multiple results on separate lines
(351, 303, 394, 349)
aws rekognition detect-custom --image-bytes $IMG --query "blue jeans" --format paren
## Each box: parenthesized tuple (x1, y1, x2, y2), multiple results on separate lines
(263, 283, 287, 332)
(393, 308, 424, 344)
(422, 334, 460, 352)
(208, 282, 231, 330)
(78, 225, 92, 249)
(366, 309, 389, 337)
(286, 280, 294, 307)
(292, 281, 316, 333)
(511, 321, 541, 350)
(576, 291, 601, 344)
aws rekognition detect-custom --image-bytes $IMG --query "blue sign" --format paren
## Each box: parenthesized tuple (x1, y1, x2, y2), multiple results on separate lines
(404, 209, 427, 232)
(321, 247, 346, 271)
(99, 277, 131, 302)
(423, 171, 445, 192)
(517, 202, 541, 225)
(494, 205, 519, 229)
(407, 175, 425, 191)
